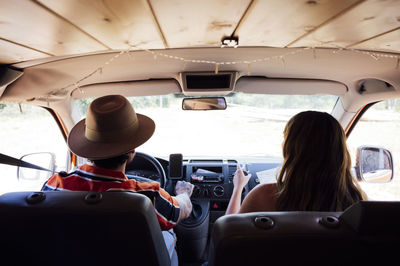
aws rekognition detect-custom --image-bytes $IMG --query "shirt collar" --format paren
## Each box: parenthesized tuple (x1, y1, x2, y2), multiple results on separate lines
(79, 164, 128, 181)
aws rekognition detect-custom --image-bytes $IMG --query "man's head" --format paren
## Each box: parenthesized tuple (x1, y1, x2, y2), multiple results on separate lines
(67, 95, 155, 160)
(92, 151, 133, 169)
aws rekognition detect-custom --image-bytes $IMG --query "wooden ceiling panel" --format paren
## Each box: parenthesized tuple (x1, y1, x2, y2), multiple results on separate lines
(292, 0, 400, 48)
(350, 28, 400, 52)
(0, 39, 49, 64)
(149, 0, 251, 47)
(37, 0, 165, 50)
(236, 0, 360, 47)
(0, 0, 107, 56)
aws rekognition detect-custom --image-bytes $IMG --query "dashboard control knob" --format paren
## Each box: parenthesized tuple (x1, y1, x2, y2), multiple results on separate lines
(193, 185, 201, 197)
(213, 185, 224, 197)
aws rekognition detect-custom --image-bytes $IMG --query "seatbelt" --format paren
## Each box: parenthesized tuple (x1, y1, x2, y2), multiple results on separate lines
(0, 153, 53, 172)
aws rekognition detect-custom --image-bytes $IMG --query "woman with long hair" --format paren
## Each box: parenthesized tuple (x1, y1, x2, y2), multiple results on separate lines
(226, 111, 365, 214)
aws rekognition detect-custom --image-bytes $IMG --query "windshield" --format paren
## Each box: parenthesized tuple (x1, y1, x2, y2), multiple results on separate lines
(73, 93, 338, 160)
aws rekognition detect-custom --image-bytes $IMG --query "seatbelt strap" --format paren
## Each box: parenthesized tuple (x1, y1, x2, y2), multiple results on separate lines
(0, 153, 53, 172)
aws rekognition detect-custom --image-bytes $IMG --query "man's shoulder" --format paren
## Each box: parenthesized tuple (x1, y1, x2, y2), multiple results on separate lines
(126, 175, 157, 184)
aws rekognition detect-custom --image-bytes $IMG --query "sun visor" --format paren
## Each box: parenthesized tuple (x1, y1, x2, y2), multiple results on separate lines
(72, 79, 181, 99)
(235, 76, 347, 96)
(0, 67, 23, 99)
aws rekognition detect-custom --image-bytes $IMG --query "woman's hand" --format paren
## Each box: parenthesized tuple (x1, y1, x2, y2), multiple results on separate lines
(233, 164, 251, 191)
(226, 163, 252, 215)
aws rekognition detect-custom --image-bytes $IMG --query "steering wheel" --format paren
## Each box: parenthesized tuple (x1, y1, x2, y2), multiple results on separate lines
(126, 151, 167, 188)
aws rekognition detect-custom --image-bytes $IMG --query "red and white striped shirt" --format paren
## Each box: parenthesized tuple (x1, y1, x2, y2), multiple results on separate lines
(42, 164, 180, 230)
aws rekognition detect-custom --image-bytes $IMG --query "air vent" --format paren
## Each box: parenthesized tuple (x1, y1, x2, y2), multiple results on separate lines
(228, 165, 237, 176)
(180, 72, 237, 96)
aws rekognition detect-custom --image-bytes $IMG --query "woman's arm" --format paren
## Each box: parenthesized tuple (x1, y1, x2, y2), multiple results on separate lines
(226, 164, 251, 215)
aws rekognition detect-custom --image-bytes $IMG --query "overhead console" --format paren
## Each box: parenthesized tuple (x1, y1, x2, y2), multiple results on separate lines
(180, 71, 237, 96)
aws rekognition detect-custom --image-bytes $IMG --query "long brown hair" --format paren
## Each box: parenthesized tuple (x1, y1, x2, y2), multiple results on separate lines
(276, 111, 364, 211)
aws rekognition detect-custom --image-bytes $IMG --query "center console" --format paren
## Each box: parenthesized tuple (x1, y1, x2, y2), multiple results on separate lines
(188, 160, 236, 195)
(166, 155, 281, 264)
(186, 159, 238, 221)
(173, 159, 238, 263)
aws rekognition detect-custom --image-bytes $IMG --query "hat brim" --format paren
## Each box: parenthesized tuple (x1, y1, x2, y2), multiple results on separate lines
(67, 113, 155, 160)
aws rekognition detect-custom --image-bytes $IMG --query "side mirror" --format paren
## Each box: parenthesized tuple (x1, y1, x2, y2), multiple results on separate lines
(182, 97, 227, 110)
(17, 152, 56, 181)
(355, 146, 393, 183)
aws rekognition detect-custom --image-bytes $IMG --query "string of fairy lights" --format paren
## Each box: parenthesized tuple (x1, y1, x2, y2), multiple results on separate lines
(37, 44, 400, 105)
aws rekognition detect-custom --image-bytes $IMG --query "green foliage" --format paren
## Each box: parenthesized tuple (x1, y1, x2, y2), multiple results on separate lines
(128, 94, 181, 109)
(73, 93, 400, 116)
(372, 99, 400, 111)
(227, 93, 338, 110)
(74, 98, 93, 116)
(0, 103, 48, 116)
(73, 95, 181, 116)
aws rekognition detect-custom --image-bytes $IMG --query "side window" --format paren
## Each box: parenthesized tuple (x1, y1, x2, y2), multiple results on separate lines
(0, 104, 68, 194)
(347, 100, 400, 201)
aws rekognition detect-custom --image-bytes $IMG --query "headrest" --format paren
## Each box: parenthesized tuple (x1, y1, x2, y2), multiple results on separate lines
(340, 200, 400, 235)
(0, 191, 170, 266)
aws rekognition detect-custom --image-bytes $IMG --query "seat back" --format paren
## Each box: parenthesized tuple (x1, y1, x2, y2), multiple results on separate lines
(209, 201, 400, 266)
(0, 191, 170, 266)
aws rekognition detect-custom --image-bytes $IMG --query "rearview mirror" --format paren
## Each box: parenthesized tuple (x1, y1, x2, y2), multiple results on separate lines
(17, 152, 56, 181)
(355, 146, 393, 183)
(182, 97, 227, 110)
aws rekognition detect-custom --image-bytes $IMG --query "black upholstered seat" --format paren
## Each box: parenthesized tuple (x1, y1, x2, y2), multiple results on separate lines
(209, 201, 400, 266)
(0, 191, 170, 266)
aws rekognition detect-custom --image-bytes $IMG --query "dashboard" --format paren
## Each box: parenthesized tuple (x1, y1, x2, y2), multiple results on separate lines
(126, 154, 281, 220)
(126, 153, 281, 261)
(183, 159, 281, 218)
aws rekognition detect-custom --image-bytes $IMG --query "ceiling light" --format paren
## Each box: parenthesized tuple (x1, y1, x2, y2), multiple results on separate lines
(221, 36, 239, 48)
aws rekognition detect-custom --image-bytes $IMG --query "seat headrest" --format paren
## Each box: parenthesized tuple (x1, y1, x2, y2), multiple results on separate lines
(0, 191, 171, 266)
(340, 200, 400, 235)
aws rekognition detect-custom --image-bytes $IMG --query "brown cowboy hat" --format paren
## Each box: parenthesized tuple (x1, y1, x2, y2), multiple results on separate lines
(67, 95, 155, 160)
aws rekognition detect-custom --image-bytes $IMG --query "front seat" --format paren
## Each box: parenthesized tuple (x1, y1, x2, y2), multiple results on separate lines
(0, 191, 171, 266)
(209, 201, 400, 266)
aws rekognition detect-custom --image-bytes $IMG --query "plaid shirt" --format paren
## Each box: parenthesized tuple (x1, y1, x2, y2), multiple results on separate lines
(42, 164, 180, 230)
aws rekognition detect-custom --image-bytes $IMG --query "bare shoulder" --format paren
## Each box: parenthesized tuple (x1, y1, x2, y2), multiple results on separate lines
(248, 183, 277, 197)
(257, 183, 277, 193)
(239, 183, 277, 213)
